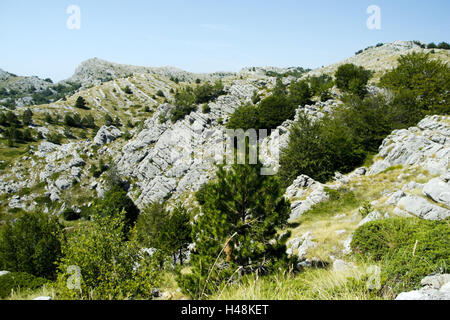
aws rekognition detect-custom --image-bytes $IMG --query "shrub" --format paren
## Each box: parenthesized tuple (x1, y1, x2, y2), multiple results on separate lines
(380, 52, 450, 115)
(279, 112, 364, 185)
(124, 86, 133, 94)
(62, 208, 81, 221)
(351, 218, 450, 294)
(178, 163, 292, 299)
(335, 63, 372, 97)
(437, 42, 450, 50)
(134, 202, 168, 248)
(226, 103, 260, 130)
(0, 272, 47, 299)
(289, 80, 312, 106)
(308, 74, 334, 98)
(45, 132, 62, 145)
(94, 186, 140, 234)
(54, 212, 160, 300)
(258, 94, 296, 130)
(193, 80, 225, 104)
(201, 104, 211, 114)
(22, 108, 33, 125)
(156, 89, 165, 97)
(157, 205, 192, 265)
(0, 211, 63, 279)
(104, 114, 114, 126)
(64, 112, 82, 128)
(170, 89, 197, 122)
(75, 96, 88, 110)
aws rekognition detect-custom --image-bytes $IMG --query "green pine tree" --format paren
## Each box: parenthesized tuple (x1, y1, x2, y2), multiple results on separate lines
(178, 162, 292, 299)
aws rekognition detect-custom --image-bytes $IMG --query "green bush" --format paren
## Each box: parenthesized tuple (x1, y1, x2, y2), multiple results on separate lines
(351, 218, 450, 294)
(289, 80, 312, 106)
(62, 208, 81, 221)
(279, 112, 365, 185)
(157, 205, 192, 266)
(75, 96, 89, 110)
(0, 272, 47, 298)
(226, 103, 260, 130)
(194, 80, 225, 104)
(0, 211, 63, 279)
(178, 163, 293, 299)
(201, 104, 211, 114)
(94, 186, 140, 235)
(380, 52, 450, 115)
(22, 108, 33, 125)
(258, 94, 296, 130)
(134, 202, 167, 248)
(335, 63, 372, 97)
(124, 86, 133, 95)
(54, 212, 160, 300)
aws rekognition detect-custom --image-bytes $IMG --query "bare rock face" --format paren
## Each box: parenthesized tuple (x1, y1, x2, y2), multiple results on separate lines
(396, 195, 449, 221)
(422, 176, 450, 207)
(94, 126, 123, 146)
(114, 81, 257, 207)
(396, 274, 450, 300)
(369, 115, 449, 175)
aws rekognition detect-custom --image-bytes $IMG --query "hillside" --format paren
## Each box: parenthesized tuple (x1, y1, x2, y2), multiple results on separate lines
(0, 40, 449, 300)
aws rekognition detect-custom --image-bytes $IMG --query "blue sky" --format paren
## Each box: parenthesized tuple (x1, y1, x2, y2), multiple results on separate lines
(0, 0, 448, 82)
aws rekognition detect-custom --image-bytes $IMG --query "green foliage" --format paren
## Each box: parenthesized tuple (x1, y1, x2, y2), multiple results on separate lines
(0, 111, 21, 127)
(75, 96, 88, 110)
(156, 89, 165, 97)
(62, 208, 81, 221)
(90, 158, 108, 178)
(134, 202, 168, 248)
(194, 80, 225, 104)
(170, 89, 197, 122)
(54, 211, 160, 299)
(279, 112, 365, 185)
(0, 211, 63, 279)
(437, 42, 450, 50)
(22, 108, 33, 126)
(4, 125, 23, 147)
(351, 218, 449, 294)
(104, 114, 114, 126)
(308, 74, 334, 101)
(46, 132, 63, 145)
(288, 80, 312, 106)
(170, 81, 225, 122)
(335, 63, 372, 97)
(279, 85, 425, 187)
(124, 86, 133, 95)
(226, 103, 260, 130)
(380, 52, 450, 115)
(178, 163, 292, 299)
(202, 103, 211, 114)
(258, 94, 296, 130)
(265, 67, 310, 78)
(94, 186, 140, 234)
(158, 205, 192, 265)
(358, 201, 373, 218)
(0, 272, 47, 299)
(64, 112, 82, 128)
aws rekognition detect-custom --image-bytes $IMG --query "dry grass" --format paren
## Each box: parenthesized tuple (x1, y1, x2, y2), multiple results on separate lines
(212, 261, 390, 300)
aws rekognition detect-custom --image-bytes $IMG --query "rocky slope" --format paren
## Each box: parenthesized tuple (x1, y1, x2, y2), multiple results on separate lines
(1, 40, 449, 220)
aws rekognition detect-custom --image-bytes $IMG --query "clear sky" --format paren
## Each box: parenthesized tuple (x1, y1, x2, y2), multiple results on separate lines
(0, 0, 448, 82)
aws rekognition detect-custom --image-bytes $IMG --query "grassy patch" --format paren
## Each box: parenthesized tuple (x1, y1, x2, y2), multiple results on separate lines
(211, 262, 388, 300)
(351, 217, 450, 295)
